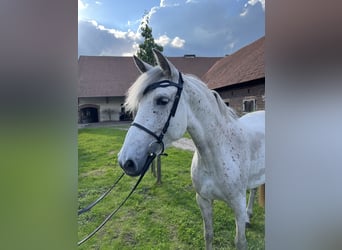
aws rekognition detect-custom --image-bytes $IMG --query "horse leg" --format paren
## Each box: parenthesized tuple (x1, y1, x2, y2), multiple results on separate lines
(246, 188, 257, 227)
(231, 194, 248, 250)
(196, 193, 213, 250)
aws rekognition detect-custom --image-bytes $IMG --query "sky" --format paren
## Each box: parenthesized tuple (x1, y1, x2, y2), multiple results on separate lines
(78, 0, 265, 57)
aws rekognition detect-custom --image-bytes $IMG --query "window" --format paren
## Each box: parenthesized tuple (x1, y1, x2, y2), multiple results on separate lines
(243, 99, 256, 112)
(223, 98, 230, 107)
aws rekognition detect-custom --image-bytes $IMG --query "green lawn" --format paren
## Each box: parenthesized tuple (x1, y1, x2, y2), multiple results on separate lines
(78, 127, 265, 249)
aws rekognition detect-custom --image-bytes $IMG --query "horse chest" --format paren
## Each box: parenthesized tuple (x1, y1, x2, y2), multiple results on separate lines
(191, 171, 223, 200)
(191, 155, 241, 200)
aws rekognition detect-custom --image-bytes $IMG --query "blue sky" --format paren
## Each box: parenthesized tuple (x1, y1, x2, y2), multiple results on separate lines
(78, 0, 264, 57)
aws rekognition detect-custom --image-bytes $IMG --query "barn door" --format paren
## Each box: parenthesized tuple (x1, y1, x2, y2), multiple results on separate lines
(80, 107, 99, 123)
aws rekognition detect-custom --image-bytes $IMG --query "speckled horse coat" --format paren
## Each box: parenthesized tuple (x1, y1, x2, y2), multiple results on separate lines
(118, 50, 265, 250)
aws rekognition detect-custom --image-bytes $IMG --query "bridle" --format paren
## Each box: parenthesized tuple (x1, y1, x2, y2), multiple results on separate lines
(131, 71, 184, 156)
(78, 72, 184, 246)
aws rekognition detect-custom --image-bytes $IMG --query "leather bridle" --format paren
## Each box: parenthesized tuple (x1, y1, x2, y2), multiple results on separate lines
(131, 72, 184, 156)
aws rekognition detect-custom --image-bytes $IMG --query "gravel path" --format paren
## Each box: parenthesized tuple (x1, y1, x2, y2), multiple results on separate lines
(171, 138, 196, 152)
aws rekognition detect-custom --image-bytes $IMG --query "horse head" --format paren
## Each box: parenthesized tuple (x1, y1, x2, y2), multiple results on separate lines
(118, 50, 188, 176)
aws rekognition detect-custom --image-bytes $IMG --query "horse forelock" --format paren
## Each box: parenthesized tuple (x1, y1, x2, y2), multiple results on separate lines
(125, 67, 164, 112)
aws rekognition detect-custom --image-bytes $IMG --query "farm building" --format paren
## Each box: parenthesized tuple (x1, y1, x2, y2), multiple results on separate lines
(78, 55, 221, 123)
(78, 37, 264, 123)
(204, 36, 265, 116)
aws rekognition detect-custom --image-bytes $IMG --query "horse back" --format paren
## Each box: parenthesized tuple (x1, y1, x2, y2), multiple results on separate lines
(239, 111, 265, 188)
(239, 110, 265, 135)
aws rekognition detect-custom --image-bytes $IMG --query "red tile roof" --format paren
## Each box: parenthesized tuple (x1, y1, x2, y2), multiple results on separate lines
(204, 36, 265, 90)
(78, 55, 221, 97)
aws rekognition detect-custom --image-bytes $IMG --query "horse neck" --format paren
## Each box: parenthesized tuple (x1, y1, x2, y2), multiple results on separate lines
(184, 77, 241, 157)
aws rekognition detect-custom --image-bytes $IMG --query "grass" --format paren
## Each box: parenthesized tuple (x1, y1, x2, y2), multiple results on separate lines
(78, 127, 265, 249)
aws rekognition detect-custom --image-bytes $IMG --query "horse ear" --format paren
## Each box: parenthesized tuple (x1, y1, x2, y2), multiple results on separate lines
(133, 55, 153, 73)
(153, 49, 178, 78)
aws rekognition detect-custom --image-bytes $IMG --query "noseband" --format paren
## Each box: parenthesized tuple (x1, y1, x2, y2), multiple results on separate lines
(131, 72, 184, 156)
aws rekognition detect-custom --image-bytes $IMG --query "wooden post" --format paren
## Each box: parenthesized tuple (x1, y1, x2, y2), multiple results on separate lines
(258, 184, 265, 207)
(151, 158, 156, 177)
(151, 154, 166, 185)
(156, 155, 162, 184)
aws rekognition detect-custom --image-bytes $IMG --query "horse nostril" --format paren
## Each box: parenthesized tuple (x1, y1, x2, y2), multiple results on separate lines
(123, 159, 138, 175)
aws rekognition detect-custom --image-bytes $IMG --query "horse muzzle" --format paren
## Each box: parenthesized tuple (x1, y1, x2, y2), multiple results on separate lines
(120, 158, 140, 176)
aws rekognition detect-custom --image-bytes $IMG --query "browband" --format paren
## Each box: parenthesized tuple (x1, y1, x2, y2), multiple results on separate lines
(143, 72, 184, 95)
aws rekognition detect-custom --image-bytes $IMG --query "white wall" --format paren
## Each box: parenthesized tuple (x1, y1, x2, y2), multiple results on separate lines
(78, 96, 125, 122)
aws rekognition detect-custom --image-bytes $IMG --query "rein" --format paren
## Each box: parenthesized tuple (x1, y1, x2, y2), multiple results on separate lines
(78, 172, 125, 216)
(78, 154, 155, 246)
(131, 72, 184, 155)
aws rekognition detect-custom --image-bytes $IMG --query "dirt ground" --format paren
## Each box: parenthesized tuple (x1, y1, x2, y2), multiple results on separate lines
(171, 138, 195, 151)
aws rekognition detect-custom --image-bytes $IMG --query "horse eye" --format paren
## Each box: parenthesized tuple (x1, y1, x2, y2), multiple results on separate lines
(156, 97, 170, 106)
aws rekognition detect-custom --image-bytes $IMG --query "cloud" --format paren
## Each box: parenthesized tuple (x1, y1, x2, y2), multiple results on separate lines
(155, 34, 186, 48)
(171, 37, 186, 48)
(248, 0, 265, 10)
(240, 0, 265, 16)
(147, 0, 265, 56)
(78, 20, 140, 56)
(155, 35, 171, 46)
(88, 19, 141, 40)
(160, 0, 181, 7)
(78, 0, 264, 57)
(78, 0, 88, 9)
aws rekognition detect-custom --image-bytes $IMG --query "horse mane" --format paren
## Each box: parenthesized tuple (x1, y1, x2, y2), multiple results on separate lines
(186, 74, 238, 122)
(125, 67, 164, 112)
(211, 90, 238, 121)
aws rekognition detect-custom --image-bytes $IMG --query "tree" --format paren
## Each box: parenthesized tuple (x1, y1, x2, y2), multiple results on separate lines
(136, 15, 163, 65)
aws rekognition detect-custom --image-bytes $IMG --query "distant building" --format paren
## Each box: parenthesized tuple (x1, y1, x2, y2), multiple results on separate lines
(203, 36, 265, 116)
(78, 37, 264, 123)
(78, 55, 222, 123)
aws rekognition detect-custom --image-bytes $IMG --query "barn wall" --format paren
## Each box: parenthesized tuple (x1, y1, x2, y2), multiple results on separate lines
(214, 79, 265, 116)
(78, 96, 125, 122)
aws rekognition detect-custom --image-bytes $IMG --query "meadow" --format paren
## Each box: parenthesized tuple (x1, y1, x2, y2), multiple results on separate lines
(78, 127, 264, 249)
